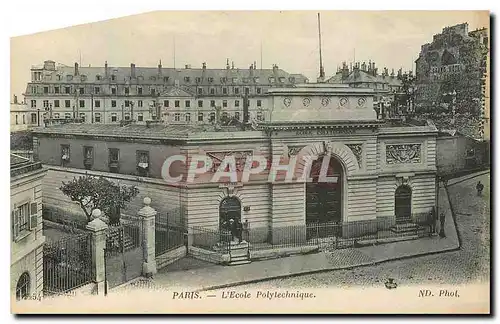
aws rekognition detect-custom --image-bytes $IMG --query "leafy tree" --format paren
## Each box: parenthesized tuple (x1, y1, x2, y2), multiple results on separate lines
(60, 174, 139, 224)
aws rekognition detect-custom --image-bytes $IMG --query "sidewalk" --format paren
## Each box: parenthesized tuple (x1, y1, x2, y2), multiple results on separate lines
(135, 181, 459, 292)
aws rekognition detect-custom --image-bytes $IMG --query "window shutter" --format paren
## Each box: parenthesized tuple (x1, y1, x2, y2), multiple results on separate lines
(30, 202, 38, 230)
(12, 210, 19, 240)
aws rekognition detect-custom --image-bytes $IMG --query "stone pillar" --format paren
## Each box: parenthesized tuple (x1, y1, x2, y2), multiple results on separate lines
(137, 197, 157, 277)
(86, 214, 108, 295)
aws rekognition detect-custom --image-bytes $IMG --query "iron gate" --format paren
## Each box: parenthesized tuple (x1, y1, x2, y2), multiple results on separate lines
(104, 218, 143, 289)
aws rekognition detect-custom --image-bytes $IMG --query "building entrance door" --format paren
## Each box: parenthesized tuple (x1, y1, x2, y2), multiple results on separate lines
(219, 197, 242, 231)
(306, 155, 343, 224)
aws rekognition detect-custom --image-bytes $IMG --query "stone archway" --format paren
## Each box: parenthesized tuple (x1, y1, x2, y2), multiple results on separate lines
(219, 196, 242, 232)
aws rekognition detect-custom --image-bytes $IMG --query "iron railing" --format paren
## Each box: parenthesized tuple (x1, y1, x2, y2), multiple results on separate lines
(191, 225, 231, 254)
(155, 218, 186, 256)
(43, 232, 93, 296)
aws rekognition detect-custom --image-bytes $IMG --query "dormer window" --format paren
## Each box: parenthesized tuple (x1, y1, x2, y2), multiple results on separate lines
(289, 77, 295, 83)
(137, 151, 149, 176)
(96, 75, 102, 81)
(150, 76, 156, 81)
(184, 76, 191, 82)
(196, 77, 202, 83)
(232, 78, 238, 83)
(254, 77, 260, 83)
(221, 77, 227, 83)
(67, 75, 73, 81)
(111, 75, 116, 81)
(242, 78, 249, 83)
(208, 77, 214, 83)
(269, 77, 275, 83)
(80, 75, 87, 81)
(137, 76, 144, 81)
(57, 75, 62, 81)
(279, 77, 285, 83)
(163, 76, 169, 82)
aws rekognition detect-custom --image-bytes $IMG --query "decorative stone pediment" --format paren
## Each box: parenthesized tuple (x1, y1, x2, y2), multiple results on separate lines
(162, 86, 193, 98)
(207, 151, 253, 172)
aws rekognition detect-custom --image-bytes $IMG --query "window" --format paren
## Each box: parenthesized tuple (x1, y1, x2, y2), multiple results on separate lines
(222, 87, 228, 95)
(111, 113, 117, 122)
(80, 113, 86, 122)
(466, 148, 475, 158)
(94, 87, 100, 94)
(53, 113, 60, 119)
(198, 88, 203, 95)
(79, 100, 85, 108)
(42, 100, 48, 109)
(245, 87, 250, 95)
(174, 113, 180, 121)
(125, 100, 130, 108)
(269, 77, 275, 83)
(65, 86, 71, 94)
(289, 77, 295, 83)
(79, 87, 85, 95)
(235, 112, 240, 120)
(31, 113, 37, 124)
(210, 88, 215, 95)
(138, 87, 143, 95)
(108, 148, 120, 172)
(234, 87, 240, 95)
(111, 87, 117, 95)
(210, 100, 215, 107)
(61, 144, 70, 164)
(54, 86, 60, 94)
(83, 146, 93, 169)
(257, 111, 263, 121)
(254, 77, 260, 83)
(164, 77, 169, 83)
(136, 151, 149, 176)
(94, 113, 101, 123)
(150, 88, 156, 96)
(15, 115, 18, 125)
(124, 113, 131, 121)
(164, 100, 169, 107)
(235, 100, 240, 107)
(67, 75, 73, 81)
(31, 86, 36, 94)
(137, 113, 143, 122)
(196, 77, 201, 83)
(111, 75, 116, 81)
(208, 77, 214, 83)
(65, 100, 70, 108)
(96, 75, 102, 81)
(65, 113, 71, 119)
(111, 100, 117, 108)
(198, 100, 203, 108)
(95, 100, 100, 108)
(257, 100, 262, 107)
(53, 100, 60, 108)
(185, 113, 191, 122)
(44, 86, 49, 94)
(16, 272, 30, 301)
(223, 100, 228, 108)
(221, 77, 227, 83)
(279, 77, 285, 83)
(222, 112, 228, 120)
(175, 100, 180, 108)
(184, 77, 191, 82)
(138, 100, 143, 107)
(12, 202, 35, 237)
(209, 112, 215, 122)
(198, 112, 204, 122)
(31, 100, 36, 108)
(256, 87, 262, 94)
(185, 100, 190, 108)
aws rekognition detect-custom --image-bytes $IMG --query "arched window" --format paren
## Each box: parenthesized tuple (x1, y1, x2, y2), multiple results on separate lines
(16, 272, 30, 301)
(395, 185, 412, 223)
(219, 197, 241, 231)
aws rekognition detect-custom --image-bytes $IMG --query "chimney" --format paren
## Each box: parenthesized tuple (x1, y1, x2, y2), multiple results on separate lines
(13, 94, 18, 104)
(232, 61, 235, 70)
(249, 64, 254, 77)
(254, 61, 257, 69)
(226, 58, 230, 70)
(202, 62, 206, 70)
(391, 68, 395, 78)
(361, 61, 367, 71)
(105, 61, 109, 78)
(131, 63, 136, 78)
(74, 62, 79, 76)
(158, 60, 162, 75)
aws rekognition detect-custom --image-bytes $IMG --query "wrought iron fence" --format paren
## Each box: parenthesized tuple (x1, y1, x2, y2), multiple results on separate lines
(191, 225, 231, 254)
(105, 219, 142, 256)
(245, 214, 433, 252)
(43, 232, 94, 296)
(155, 217, 186, 256)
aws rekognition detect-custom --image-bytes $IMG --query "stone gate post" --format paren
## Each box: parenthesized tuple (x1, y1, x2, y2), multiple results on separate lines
(86, 213, 108, 295)
(137, 197, 157, 277)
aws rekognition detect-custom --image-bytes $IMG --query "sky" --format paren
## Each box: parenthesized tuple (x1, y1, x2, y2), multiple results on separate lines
(10, 10, 488, 100)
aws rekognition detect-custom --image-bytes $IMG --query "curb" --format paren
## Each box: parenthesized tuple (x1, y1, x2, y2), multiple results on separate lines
(446, 170, 490, 187)
(195, 244, 461, 292)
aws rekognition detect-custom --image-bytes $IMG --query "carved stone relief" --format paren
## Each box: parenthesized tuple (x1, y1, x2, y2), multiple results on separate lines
(346, 144, 363, 167)
(385, 144, 422, 164)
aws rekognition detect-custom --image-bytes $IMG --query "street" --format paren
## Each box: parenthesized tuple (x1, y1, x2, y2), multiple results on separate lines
(218, 172, 490, 289)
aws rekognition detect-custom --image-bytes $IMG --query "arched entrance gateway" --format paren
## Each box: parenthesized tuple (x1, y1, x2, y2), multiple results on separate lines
(395, 185, 412, 224)
(306, 154, 344, 225)
(219, 196, 242, 231)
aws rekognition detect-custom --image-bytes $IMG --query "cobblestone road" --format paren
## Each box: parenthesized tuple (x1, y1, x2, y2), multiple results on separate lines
(225, 173, 490, 290)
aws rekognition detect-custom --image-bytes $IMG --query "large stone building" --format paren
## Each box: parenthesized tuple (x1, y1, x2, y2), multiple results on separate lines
(414, 23, 489, 140)
(23, 60, 308, 126)
(326, 61, 406, 119)
(11, 154, 46, 300)
(33, 83, 438, 245)
(10, 95, 39, 133)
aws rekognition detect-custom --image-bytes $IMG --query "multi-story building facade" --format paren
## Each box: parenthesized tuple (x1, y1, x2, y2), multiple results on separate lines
(414, 23, 489, 140)
(326, 61, 405, 118)
(10, 95, 39, 133)
(11, 154, 46, 300)
(23, 60, 308, 126)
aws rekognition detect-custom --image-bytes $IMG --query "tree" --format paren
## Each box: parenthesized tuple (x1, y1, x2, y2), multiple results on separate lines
(60, 174, 139, 224)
